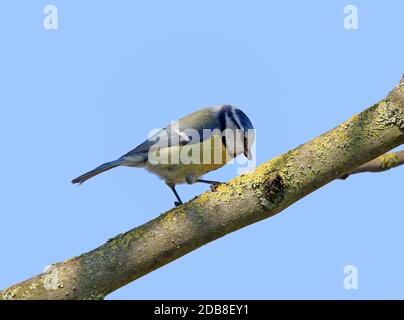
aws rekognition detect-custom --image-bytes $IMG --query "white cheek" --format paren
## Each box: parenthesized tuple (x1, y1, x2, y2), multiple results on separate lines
(223, 130, 245, 156)
(231, 111, 243, 131)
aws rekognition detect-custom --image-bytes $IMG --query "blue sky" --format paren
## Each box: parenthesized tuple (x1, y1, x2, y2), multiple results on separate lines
(0, 1, 403, 299)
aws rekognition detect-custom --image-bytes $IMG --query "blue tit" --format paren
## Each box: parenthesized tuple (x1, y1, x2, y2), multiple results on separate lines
(72, 104, 254, 206)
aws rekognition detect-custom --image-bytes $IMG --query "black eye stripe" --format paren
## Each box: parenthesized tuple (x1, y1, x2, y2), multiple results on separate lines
(218, 109, 227, 132)
(222, 135, 227, 149)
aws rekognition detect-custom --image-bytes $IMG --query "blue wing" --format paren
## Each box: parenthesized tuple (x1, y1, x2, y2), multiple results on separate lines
(122, 108, 220, 160)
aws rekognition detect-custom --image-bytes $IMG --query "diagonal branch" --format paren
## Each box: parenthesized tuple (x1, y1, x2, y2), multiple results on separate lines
(340, 150, 404, 179)
(1, 75, 404, 300)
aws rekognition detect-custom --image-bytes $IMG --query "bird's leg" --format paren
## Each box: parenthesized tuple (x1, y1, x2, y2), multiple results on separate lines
(167, 183, 183, 207)
(196, 179, 223, 191)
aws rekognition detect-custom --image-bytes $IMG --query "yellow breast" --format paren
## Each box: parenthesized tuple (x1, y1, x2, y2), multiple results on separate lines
(146, 134, 233, 184)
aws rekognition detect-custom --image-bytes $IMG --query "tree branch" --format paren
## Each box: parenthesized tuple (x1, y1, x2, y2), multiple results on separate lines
(340, 150, 404, 179)
(1, 75, 404, 300)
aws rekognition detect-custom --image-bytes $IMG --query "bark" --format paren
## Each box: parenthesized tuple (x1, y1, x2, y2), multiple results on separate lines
(1, 75, 404, 300)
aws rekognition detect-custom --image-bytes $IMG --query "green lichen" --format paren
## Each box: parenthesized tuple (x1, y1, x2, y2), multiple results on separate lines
(84, 292, 105, 300)
(1, 287, 20, 300)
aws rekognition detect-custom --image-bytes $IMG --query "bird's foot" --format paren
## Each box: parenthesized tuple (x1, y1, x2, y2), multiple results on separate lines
(210, 182, 223, 192)
(174, 201, 183, 207)
(196, 179, 224, 191)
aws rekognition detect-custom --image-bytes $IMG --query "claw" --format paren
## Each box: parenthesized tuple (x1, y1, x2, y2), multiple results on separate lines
(210, 183, 222, 192)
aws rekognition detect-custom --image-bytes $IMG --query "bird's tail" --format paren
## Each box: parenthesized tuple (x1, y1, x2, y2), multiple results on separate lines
(71, 158, 124, 185)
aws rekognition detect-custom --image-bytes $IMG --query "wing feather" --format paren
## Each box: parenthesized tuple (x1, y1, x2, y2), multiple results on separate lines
(123, 108, 220, 160)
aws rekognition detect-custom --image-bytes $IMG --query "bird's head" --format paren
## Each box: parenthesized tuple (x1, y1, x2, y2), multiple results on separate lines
(218, 105, 255, 160)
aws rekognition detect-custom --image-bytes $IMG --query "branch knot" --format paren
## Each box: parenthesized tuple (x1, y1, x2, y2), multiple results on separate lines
(262, 173, 285, 205)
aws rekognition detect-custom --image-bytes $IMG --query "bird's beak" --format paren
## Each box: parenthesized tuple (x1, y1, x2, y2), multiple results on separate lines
(244, 148, 252, 160)
(243, 134, 253, 160)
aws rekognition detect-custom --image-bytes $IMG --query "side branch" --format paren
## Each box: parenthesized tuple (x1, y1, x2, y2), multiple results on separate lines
(341, 150, 404, 179)
(1, 75, 404, 300)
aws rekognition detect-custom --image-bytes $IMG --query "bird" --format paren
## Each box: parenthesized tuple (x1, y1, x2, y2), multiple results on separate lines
(71, 104, 255, 206)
